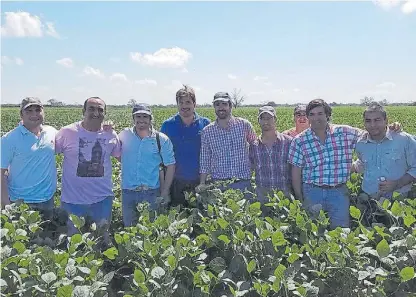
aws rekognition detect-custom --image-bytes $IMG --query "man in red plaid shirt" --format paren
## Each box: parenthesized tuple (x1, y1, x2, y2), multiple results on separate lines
(196, 92, 257, 196)
(249, 106, 293, 202)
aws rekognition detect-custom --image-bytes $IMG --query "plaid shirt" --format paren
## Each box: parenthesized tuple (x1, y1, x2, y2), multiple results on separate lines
(200, 117, 256, 180)
(288, 125, 362, 186)
(249, 133, 293, 191)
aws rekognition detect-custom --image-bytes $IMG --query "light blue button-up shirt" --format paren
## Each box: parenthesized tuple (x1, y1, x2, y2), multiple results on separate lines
(118, 127, 175, 190)
(355, 130, 416, 196)
(1, 124, 57, 203)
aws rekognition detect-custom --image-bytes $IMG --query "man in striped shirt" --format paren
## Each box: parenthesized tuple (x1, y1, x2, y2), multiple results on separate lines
(288, 99, 400, 229)
(249, 106, 293, 202)
(196, 92, 257, 195)
(283, 104, 309, 137)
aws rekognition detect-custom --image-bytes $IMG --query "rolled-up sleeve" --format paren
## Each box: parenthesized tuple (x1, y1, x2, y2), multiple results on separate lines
(245, 120, 257, 144)
(405, 134, 416, 178)
(111, 132, 122, 158)
(199, 129, 211, 174)
(287, 138, 305, 168)
(161, 137, 176, 166)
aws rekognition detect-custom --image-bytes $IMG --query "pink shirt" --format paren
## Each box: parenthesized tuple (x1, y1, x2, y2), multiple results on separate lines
(55, 121, 121, 204)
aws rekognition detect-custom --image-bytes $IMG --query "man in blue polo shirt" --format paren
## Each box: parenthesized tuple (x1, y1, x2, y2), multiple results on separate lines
(160, 85, 210, 207)
(1, 97, 57, 213)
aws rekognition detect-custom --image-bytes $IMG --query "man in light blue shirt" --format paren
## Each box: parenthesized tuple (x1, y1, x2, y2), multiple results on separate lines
(354, 103, 416, 199)
(118, 103, 175, 226)
(1, 97, 57, 212)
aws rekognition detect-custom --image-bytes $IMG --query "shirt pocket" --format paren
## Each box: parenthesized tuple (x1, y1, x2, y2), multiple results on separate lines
(383, 148, 401, 167)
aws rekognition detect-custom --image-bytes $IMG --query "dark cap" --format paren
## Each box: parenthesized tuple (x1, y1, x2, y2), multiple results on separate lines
(294, 104, 307, 114)
(258, 106, 276, 118)
(132, 103, 152, 116)
(213, 92, 231, 103)
(20, 97, 43, 111)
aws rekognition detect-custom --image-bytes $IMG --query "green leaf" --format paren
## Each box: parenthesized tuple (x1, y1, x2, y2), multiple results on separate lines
(41, 272, 57, 285)
(103, 247, 118, 260)
(114, 233, 123, 244)
(400, 267, 415, 282)
(134, 269, 145, 284)
(391, 201, 402, 217)
(236, 229, 245, 241)
(404, 215, 416, 227)
(288, 253, 300, 264)
(71, 234, 82, 245)
(167, 255, 176, 269)
(376, 239, 390, 258)
(12, 241, 25, 254)
(272, 231, 287, 247)
(218, 234, 231, 245)
(208, 257, 227, 274)
(57, 285, 73, 297)
(77, 267, 91, 275)
(247, 259, 256, 273)
(350, 206, 361, 220)
(217, 218, 229, 229)
(249, 202, 261, 214)
(274, 264, 286, 280)
(151, 267, 165, 279)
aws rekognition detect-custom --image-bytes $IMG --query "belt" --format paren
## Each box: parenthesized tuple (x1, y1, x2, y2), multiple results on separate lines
(311, 183, 345, 189)
(132, 185, 150, 192)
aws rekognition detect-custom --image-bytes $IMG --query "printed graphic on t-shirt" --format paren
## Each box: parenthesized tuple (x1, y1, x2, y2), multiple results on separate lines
(77, 137, 106, 177)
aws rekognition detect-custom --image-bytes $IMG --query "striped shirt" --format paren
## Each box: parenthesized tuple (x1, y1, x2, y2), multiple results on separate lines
(249, 133, 293, 191)
(288, 125, 362, 186)
(200, 117, 256, 180)
(282, 128, 299, 137)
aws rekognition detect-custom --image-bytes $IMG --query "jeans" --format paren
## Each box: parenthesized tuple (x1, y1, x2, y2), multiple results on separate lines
(122, 188, 160, 227)
(302, 183, 350, 229)
(61, 196, 113, 241)
(170, 178, 199, 207)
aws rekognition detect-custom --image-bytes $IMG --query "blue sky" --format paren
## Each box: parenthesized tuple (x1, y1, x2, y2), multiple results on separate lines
(1, 1, 415, 105)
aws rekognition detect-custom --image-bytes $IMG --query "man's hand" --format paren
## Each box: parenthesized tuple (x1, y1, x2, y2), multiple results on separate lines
(103, 120, 115, 132)
(379, 179, 398, 194)
(388, 122, 401, 133)
(156, 193, 171, 209)
(195, 183, 209, 193)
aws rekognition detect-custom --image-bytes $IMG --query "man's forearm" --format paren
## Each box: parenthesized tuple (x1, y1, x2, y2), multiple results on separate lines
(1, 171, 10, 208)
(199, 173, 208, 185)
(396, 173, 416, 190)
(161, 165, 175, 194)
(291, 166, 303, 201)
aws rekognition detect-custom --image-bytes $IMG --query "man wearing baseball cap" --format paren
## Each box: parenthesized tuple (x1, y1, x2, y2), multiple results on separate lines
(1, 97, 57, 214)
(282, 104, 309, 137)
(197, 92, 256, 195)
(249, 106, 293, 202)
(118, 103, 176, 226)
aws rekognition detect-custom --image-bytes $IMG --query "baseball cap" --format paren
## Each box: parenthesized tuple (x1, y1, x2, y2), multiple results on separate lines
(294, 104, 307, 114)
(20, 97, 43, 111)
(132, 103, 152, 116)
(213, 92, 231, 103)
(258, 106, 276, 118)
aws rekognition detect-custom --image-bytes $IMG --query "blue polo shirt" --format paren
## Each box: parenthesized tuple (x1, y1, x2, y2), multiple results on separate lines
(160, 113, 210, 181)
(1, 124, 57, 203)
(118, 128, 176, 190)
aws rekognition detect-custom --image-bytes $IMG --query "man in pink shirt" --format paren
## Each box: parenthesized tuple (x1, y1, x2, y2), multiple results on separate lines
(55, 97, 121, 242)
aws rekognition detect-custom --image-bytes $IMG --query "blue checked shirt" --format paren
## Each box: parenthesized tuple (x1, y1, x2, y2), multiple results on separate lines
(200, 117, 257, 180)
(288, 125, 362, 186)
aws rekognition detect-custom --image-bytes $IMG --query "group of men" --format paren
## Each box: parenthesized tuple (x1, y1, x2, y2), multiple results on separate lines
(1, 85, 416, 235)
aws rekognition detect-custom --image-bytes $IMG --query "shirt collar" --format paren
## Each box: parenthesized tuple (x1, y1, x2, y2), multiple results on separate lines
(361, 129, 393, 143)
(19, 124, 44, 135)
(214, 116, 236, 128)
(132, 126, 156, 138)
(258, 131, 283, 144)
(175, 112, 201, 124)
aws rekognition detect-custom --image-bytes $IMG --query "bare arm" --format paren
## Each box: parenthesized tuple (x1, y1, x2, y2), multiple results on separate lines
(291, 165, 303, 201)
(160, 164, 175, 197)
(1, 169, 10, 208)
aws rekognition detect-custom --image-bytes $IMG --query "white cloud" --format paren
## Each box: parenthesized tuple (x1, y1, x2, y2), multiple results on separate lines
(181, 68, 189, 73)
(83, 66, 105, 78)
(264, 82, 272, 86)
(248, 91, 265, 96)
(135, 79, 157, 86)
(1, 56, 24, 66)
(402, 0, 416, 13)
(228, 74, 237, 80)
(45, 22, 60, 38)
(110, 73, 128, 82)
(377, 81, 396, 88)
(130, 47, 192, 68)
(373, 0, 401, 10)
(164, 80, 184, 91)
(272, 88, 286, 94)
(254, 76, 268, 81)
(56, 57, 74, 68)
(293, 88, 300, 92)
(1, 11, 60, 38)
